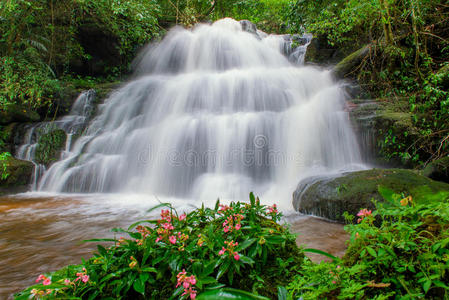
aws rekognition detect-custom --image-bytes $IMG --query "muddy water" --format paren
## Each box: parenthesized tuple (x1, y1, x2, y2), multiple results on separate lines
(0, 194, 348, 299)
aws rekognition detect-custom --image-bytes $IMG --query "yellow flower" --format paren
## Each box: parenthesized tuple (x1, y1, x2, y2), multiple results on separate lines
(400, 196, 413, 206)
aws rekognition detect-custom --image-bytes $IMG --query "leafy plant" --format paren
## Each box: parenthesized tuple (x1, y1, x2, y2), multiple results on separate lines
(16, 193, 303, 299)
(0, 151, 12, 180)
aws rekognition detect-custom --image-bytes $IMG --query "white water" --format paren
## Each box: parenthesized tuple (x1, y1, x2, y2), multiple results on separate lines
(35, 19, 363, 210)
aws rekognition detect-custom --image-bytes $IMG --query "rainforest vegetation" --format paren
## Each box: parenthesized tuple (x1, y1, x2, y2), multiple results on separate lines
(1, 0, 449, 298)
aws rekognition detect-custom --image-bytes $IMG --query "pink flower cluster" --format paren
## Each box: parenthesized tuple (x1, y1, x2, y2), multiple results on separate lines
(36, 274, 51, 286)
(155, 210, 187, 244)
(74, 267, 89, 283)
(266, 204, 278, 214)
(176, 270, 197, 299)
(218, 204, 233, 214)
(356, 208, 372, 223)
(222, 213, 244, 233)
(218, 240, 240, 261)
(31, 288, 52, 297)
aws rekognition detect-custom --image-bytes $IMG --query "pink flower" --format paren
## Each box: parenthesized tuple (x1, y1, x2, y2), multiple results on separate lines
(155, 236, 162, 243)
(169, 235, 177, 244)
(357, 209, 372, 217)
(223, 226, 229, 233)
(43, 278, 51, 286)
(218, 247, 226, 255)
(332, 280, 337, 284)
(234, 253, 240, 261)
(179, 214, 186, 221)
(235, 223, 241, 230)
(36, 274, 46, 282)
(82, 275, 89, 283)
(190, 291, 197, 299)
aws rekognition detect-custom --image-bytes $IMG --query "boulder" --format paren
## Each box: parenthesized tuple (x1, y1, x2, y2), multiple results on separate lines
(293, 168, 449, 223)
(422, 157, 449, 184)
(0, 156, 33, 195)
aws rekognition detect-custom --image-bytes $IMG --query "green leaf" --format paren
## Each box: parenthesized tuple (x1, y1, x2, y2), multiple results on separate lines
(236, 238, 257, 252)
(197, 288, 270, 300)
(303, 248, 338, 261)
(277, 286, 287, 300)
(127, 220, 156, 230)
(146, 202, 172, 214)
(423, 280, 431, 293)
(250, 192, 255, 206)
(366, 247, 377, 258)
(216, 260, 231, 279)
(239, 255, 255, 265)
(141, 267, 157, 273)
(133, 278, 145, 295)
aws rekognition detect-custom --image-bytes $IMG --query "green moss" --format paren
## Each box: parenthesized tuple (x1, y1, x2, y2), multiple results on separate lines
(35, 129, 67, 165)
(333, 45, 370, 78)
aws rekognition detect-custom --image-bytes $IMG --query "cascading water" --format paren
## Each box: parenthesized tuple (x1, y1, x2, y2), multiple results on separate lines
(16, 90, 95, 188)
(37, 18, 363, 209)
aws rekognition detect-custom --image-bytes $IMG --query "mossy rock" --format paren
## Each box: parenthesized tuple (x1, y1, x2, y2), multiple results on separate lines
(0, 104, 40, 125)
(0, 156, 33, 195)
(293, 168, 449, 223)
(422, 157, 449, 184)
(35, 129, 67, 166)
(333, 45, 371, 79)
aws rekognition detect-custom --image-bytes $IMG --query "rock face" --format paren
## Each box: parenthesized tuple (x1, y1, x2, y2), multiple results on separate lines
(348, 98, 420, 167)
(293, 168, 449, 223)
(0, 156, 34, 195)
(422, 157, 449, 184)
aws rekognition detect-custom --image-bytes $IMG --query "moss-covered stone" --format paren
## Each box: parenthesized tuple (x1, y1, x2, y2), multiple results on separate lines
(422, 157, 449, 184)
(35, 129, 67, 166)
(333, 45, 371, 79)
(293, 168, 449, 223)
(0, 104, 40, 125)
(0, 156, 33, 195)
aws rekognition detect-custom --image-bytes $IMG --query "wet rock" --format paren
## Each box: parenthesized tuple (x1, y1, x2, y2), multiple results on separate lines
(422, 157, 449, 184)
(240, 20, 258, 37)
(293, 168, 449, 223)
(0, 156, 33, 195)
(304, 35, 342, 65)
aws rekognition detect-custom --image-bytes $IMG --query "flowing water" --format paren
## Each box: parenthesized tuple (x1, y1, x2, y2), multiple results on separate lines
(36, 18, 363, 208)
(2, 18, 364, 297)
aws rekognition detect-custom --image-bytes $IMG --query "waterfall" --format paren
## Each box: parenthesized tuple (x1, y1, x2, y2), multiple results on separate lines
(37, 18, 363, 209)
(15, 90, 95, 188)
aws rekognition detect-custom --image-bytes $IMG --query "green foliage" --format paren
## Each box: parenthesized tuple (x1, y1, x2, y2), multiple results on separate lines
(0, 0, 162, 111)
(289, 0, 449, 164)
(16, 194, 302, 299)
(0, 151, 12, 180)
(288, 187, 449, 299)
